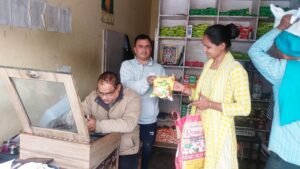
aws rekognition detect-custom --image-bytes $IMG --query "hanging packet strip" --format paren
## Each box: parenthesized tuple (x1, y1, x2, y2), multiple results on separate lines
(173, 112, 205, 169)
(150, 75, 175, 101)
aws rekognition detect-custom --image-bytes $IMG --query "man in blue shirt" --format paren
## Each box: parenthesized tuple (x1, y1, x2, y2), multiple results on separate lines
(248, 14, 300, 169)
(120, 34, 165, 169)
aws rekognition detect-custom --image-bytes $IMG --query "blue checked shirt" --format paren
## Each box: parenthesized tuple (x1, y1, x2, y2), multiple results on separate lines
(248, 28, 300, 166)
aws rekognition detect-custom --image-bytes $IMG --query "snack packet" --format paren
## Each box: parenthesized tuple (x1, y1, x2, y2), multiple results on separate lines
(151, 75, 175, 101)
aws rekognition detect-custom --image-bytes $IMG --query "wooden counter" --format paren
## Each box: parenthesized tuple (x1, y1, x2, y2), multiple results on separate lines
(19, 133, 121, 169)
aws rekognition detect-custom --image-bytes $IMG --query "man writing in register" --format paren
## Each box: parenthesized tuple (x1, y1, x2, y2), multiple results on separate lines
(82, 71, 141, 169)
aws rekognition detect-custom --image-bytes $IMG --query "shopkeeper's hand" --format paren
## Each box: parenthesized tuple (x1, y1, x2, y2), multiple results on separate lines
(173, 81, 192, 96)
(190, 94, 211, 110)
(147, 75, 156, 85)
(87, 116, 96, 132)
(173, 81, 185, 92)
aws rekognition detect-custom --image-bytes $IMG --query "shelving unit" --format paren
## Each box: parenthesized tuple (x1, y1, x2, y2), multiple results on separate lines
(153, 0, 300, 149)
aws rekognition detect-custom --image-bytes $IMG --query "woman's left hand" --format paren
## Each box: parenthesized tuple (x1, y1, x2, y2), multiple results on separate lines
(190, 94, 211, 110)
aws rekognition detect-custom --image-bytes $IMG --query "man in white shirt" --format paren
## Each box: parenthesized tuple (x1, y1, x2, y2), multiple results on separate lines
(120, 34, 165, 169)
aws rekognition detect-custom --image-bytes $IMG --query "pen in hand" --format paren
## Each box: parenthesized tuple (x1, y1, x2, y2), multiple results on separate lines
(84, 114, 91, 120)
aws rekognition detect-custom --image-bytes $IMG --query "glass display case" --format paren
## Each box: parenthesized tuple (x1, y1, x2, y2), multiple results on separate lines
(0, 66, 121, 169)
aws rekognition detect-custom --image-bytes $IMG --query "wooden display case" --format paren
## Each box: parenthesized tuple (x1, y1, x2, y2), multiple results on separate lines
(0, 66, 121, 169)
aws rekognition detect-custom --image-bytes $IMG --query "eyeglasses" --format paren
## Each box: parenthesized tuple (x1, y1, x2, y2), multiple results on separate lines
(97, 88, 117, 97)
(136, 44, 151, 50)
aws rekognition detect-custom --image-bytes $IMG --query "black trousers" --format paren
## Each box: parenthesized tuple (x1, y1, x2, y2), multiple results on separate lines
(119, 153, 139, 169)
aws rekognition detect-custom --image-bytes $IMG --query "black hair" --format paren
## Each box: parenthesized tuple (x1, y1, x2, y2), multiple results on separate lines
(134, 34, 152, 46)
(97, 71, 120, 88)
(204, 23, 240, 49)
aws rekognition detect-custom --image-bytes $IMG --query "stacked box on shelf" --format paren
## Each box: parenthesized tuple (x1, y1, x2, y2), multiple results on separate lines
(189, 8, 217, 16)
(156, 112, 177, 144)
(192, 24, 210, 38)
(155, 127, 177, 144)
(183, 74, 189, 88)
(259, 6, 273, 17)
(183, 74, 198, 88)
(160, 26, 186, 37)
(232, 51, 250, 61)
(181, 104, 188, 117)
(190, 75, 197, 89)
(237, 25, 252, 40)
(220, 8, 253, 16)
(185, 61, 204, 67)
(257, 21, 273, 39)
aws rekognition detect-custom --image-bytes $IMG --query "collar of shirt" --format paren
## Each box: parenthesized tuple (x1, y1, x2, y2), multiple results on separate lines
(134, 57, 153, 66)
(94, 85, 124, 111)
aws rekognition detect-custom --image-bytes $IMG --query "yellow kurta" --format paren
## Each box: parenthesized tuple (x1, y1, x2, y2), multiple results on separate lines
(190, 52, 251, 169)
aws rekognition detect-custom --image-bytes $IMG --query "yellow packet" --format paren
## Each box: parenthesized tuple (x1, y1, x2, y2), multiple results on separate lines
(151, 75, 175, 101)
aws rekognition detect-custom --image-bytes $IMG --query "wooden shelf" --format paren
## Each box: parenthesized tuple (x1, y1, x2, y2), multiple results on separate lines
(187, 37, 203, 41)
(158, 36, 186, 40)
(218, 15, 258, 20)
(233, 39, 256, 43)
(184, 66, 203, 70)
(189, 15, 218, 20)
(160, 14, 188, 20)
(154, 142, 177, 149)
(162, 65, 184, 69)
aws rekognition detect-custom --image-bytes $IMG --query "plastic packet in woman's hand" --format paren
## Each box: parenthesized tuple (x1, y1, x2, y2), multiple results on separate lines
(150, 75, 175, 101)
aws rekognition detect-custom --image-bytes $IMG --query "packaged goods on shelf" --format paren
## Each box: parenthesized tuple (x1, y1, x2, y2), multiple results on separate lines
(192, 24, 210, 38)
(184, 61, 204, 67)
(159, 26, 186, 37)
(257, 21, 273, 38)
(189, 8, 217, 15)
(156, 127, 177, 144)
(259, 6, 273, 17)
(237, 25, 252, 40)
(181, 104, 187, 117)
(220, 8, 252, 16)
(183, 74, 198, 89)
(231, 51, 250, 61)
(160, 44, 184, 65)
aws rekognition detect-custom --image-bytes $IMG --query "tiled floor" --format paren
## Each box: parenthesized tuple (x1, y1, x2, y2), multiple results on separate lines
(148, 147, 266, 169)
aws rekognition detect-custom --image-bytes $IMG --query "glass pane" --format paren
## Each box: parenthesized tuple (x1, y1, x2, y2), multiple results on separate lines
(10, 78, 77, 133)
(0, 79, 22, 141)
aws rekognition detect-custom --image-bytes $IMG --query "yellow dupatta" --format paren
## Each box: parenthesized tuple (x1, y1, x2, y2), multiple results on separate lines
(190, 52, 236, 114)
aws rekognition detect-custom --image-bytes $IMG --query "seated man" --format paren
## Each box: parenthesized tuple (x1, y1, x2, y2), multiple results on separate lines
(82, 71, 141, 169)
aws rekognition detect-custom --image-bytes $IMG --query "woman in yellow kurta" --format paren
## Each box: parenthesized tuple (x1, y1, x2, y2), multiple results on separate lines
(174, 24, 251, 169)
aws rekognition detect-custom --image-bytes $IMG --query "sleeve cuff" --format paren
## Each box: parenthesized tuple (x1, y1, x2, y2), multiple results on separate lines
(95, 120, 103, 133)
(189, 88, 196, 101)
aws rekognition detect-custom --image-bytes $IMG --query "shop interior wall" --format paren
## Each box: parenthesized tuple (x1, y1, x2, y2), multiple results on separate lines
(0, 0, 152, 143)
(150, 0, 159, 39)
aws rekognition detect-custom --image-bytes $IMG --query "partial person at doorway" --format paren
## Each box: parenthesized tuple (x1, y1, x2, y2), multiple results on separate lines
(173, 23, 251, 169)
(248, 8, 300, 169)
(120, 34, 166, 169)
(82, 71, 141, 169)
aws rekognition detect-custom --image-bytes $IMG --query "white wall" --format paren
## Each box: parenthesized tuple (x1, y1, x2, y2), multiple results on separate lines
(150, 0, 159, 38)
